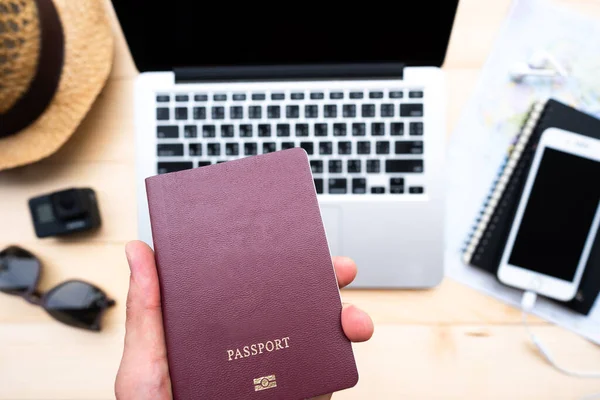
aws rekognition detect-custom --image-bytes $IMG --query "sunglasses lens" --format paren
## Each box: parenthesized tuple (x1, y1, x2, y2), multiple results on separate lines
(44, 281, 114, 331)
(0, 246, 40, 295)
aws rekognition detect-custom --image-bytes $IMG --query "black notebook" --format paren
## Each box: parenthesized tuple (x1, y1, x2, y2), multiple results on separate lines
(462, 99, 600, 315)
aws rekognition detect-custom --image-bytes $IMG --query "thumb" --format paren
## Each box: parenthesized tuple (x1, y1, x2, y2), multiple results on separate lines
(123, 240, 166, 356)
(116, 241, 171, 399)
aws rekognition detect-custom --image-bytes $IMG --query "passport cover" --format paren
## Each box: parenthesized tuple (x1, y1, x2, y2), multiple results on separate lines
(145, 148, 358, 400)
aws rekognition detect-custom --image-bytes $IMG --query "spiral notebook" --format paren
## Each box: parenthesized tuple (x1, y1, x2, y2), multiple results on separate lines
(462, 99, 600, 315)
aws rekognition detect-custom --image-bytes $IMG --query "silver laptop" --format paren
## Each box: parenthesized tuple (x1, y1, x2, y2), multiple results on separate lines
(112, 0, 459, 288)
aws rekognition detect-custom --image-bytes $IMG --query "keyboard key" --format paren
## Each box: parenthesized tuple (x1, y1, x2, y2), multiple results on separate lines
(258, 124, 271, 137)
(230, 106, 243, 119)
(221, 125, 234, 137)
(281, 142, 295, 150)
(226, 143, 239, 156)
(202, 125, 216, 138)
(371, 123, 385, 136)
(286, 105, 300, 119)
(367, 159, 380, 173)
(310, 92, 324, 100)
(249, 106, 262, 119)
(329, 178, 347, 194)
(157, 125, 178, 138)
(362, 104, 376, 118)
(391, 122, 404, 136)
(157, 162, 193, 174)
(207, 143, 221, 156)
(175, 107, 188, 120)
(389, 91, 403, 99)
(314, 178, 324, 194)
(400, 103, 423, 117)
(333, 123, 347, 136)
(409, 186, 424, 194)
(349, 92, 364, 99)
(189, 143, 202, 156)
(213, 94, 227, 101)
(305, 105, 318, 118)
(296, 124, 309, 137)
(175, 94, 189, 102)
(329, 160, 342, 173)
(193, 107, 206, 120)
(263, 142, 276, 153)
(300, 142, 314, 155)
(319, 141, 333, 155)
(395, 141, 423, 154)
(216, 160, 227, 164)
(311, 160, 323, 174)
(291, 92, 305, 100)
(239, 124, 253, 137)
(390, 177, 405, 194)
(369, 91, 384, 99)
(315, 123, 328, 137)
(276, 124, 290, 137)
(381, 104, 395, 117)
(347, 159, 361, 173)
(156, 95, 169, 102)
(156, 107, 169, 120)
(184, 125, 198, 138)
(385, 160, 424, 173)
(194, 94, 208, 101)
(330, 92, 344, 99)
(371, 186, 385, 194)
(352, 123, 366, 136)
(198, 161, 211, 167)
(409, 90, 424, 99)
(324, 105, 337, 118)
(271, 93, 285, 100)
(212, 106, 225, 120)
(244, 143, 257, 156)
(157, 144, 184, 157)
(343, 104, 356, 118)
(232, 93, 246, 101)
(376, 141, 390, 154)
(409, 122, 424, 136)
(352, 178, 367, 194)
(338, 141, 352, 155)
(252, 93, 266, 101)
(267, 106, 280, 119)
(357, 141, 371, 154)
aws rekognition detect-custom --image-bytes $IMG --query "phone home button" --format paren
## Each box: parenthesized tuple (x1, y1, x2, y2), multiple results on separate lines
(529, 277, 542, 291)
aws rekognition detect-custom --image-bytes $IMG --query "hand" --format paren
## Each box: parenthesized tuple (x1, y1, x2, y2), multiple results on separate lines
(115, 240, 374, 400)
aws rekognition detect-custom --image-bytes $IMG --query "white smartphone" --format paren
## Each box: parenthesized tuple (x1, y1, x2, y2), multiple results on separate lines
(498, 127, 600, 301)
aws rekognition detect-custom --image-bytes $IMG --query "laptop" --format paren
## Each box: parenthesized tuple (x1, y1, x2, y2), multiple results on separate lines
(111, 0, 459, 288)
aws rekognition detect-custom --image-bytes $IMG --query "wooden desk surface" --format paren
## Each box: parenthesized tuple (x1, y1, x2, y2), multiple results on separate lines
(2, 0, 600, 398)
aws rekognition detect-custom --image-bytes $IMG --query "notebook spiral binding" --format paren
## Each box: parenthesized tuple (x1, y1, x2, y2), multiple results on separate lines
(461, 100, 547, 265)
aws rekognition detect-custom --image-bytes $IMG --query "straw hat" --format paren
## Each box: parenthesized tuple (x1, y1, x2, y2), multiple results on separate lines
(0, 0, 113, 170)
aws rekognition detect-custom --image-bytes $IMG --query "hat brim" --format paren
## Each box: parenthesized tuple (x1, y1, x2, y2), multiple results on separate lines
(0, 0, 114, 171)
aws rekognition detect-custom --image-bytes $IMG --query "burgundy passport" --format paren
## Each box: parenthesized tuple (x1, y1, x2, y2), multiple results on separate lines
(145, 148, 358, 400)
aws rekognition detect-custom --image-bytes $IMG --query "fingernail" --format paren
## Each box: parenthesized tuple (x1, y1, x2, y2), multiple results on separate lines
(125, 242, 135, 271)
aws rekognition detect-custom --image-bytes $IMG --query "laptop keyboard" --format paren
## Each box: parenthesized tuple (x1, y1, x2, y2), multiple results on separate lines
(154, 88, 425, 195)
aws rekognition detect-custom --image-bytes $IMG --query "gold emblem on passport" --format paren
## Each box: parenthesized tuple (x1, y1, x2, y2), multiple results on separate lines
(253, 375, 277, 391)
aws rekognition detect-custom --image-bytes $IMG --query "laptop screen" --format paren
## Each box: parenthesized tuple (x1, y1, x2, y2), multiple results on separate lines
(112, 1, 459, 72)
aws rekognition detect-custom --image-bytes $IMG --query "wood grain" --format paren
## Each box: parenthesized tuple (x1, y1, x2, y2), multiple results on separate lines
(1, 0, 600, 398)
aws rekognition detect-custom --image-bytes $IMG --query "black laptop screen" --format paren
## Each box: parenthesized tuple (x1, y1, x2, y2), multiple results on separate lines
(111, 1, 459, 72)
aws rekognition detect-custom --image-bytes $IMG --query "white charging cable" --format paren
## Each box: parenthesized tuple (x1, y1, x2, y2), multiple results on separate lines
(521, 291, 600, 379)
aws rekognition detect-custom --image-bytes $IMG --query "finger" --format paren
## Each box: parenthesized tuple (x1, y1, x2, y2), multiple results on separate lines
(123, 240, 166, 358)
(333, 256, 357, 289)
(341, 304, 374, 342)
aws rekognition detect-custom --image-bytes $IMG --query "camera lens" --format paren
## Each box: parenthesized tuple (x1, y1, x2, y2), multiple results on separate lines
(51, 189, 85, 220)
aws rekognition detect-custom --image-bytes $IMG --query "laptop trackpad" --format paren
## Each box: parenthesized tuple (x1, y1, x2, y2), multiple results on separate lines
(320, 206, 342, 257)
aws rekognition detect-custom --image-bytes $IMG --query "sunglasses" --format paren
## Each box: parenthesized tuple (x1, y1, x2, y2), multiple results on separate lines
(0, 246, 115, 331)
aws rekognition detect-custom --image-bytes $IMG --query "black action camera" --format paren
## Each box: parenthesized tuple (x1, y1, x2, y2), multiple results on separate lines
(28, 188, 101, 238)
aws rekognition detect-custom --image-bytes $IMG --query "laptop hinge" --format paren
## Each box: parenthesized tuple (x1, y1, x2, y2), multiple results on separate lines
(174, 64, 405, 83)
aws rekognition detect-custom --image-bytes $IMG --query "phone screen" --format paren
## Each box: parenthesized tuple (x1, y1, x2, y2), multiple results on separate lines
(508, 147, 600, 281)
